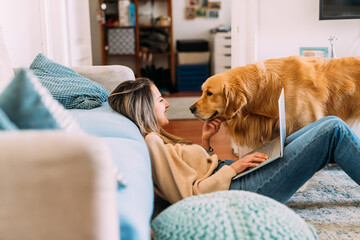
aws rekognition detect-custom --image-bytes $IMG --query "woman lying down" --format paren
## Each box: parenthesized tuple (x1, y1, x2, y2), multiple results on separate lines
(108, 77, 360, 205)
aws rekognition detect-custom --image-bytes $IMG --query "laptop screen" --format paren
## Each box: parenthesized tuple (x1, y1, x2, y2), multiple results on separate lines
(278, 88, 286, 157)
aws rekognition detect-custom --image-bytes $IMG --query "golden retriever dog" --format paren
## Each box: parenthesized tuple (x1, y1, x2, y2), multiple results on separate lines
(189, 56, 360, 149)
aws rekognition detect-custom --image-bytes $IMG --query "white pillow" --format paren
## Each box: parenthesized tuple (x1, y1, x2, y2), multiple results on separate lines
(0, 27, 14, 93)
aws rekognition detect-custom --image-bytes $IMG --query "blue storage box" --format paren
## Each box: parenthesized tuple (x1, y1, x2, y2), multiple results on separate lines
(177, 65, 209, 91)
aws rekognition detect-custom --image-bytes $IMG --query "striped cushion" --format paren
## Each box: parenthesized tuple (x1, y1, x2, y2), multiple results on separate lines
(30, 54, 109, 109)
(0, 69, 81, 131)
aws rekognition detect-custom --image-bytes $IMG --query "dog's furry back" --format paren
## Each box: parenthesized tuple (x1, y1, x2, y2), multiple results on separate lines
(221, 56, 360, 148)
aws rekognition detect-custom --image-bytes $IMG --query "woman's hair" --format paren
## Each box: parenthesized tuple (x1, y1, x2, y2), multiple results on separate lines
(108, 78, 192, 145)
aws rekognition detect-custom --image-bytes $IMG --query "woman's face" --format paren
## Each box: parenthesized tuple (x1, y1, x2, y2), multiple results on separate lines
(151, 84, 170, 127)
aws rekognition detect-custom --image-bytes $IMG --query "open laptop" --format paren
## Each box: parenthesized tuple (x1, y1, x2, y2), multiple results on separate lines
(233, 88, 286, 179)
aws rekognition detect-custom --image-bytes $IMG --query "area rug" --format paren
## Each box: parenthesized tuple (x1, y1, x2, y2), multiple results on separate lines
(165, 97, 198, 120)
(287, 164, 360, 239)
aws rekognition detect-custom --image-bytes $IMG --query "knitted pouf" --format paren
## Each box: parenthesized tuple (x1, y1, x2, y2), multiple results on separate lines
(151, 191, 318, 240)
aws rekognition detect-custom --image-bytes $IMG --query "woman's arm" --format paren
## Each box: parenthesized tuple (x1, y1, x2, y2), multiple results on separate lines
(145, 133, 196, 203)
(230, 152, 268, 173)
(202, 118, 268, 173)
(201, 118, 223, 153)
(145, 132, 236, 203)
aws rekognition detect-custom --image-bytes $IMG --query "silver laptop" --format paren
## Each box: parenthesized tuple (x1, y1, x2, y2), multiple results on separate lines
(233, 88, 286, 179)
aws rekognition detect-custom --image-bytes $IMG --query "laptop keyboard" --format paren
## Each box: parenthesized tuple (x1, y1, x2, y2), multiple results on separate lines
(255, 137, 281, 159)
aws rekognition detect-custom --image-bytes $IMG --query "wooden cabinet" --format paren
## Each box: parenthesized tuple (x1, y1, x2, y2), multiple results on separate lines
(211, 32, 231, 75)
(99, 0, 175, 91)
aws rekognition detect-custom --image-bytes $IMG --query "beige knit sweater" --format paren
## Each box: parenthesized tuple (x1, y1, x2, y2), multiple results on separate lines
(145, 132, 237, 204)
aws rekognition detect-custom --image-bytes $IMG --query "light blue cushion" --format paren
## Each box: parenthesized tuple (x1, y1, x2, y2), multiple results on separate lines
(70, 103, 144, 141)
(71, 104, 154, 239)
(29, 53, 109, 109)
(152, 191, 318, 240)
(0, 69, 81, 131)
(105, 138, 153, 240)
(0, 109, 18, 130)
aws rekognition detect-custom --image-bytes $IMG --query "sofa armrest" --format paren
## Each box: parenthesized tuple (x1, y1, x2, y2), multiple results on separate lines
(0, 131, 119, 240)
(72, 65, 135, 92)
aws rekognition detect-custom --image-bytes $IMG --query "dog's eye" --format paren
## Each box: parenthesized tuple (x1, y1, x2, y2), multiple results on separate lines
(206, 91, 213, 96)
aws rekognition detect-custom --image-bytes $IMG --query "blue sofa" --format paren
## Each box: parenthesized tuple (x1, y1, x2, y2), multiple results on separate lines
(70, 101, 154, 240)
(68, 66, 154, 240)
(0, 27, 154, 239)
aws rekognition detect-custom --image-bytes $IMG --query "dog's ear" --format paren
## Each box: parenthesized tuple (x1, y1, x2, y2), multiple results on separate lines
(223, 82, 247, 119)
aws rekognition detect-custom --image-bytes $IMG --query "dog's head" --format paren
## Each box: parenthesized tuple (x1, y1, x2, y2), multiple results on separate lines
(189, 69, 255, 121)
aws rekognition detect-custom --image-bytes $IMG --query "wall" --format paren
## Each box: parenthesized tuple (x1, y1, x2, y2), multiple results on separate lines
(258, 0, 360, 60)
(232, 0, 360, 67)
(0, 0, 43, 68)
(172, 0, 231, 42)
(0, 0, 92, 68)
(89, 0, 232, 65)
(64, 0, 93, 66)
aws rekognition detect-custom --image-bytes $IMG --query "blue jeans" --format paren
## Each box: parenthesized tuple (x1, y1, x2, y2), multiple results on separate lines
(213, 116, 360, 204)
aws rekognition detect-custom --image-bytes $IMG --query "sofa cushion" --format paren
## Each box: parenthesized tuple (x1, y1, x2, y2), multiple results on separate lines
(72, 65, 136, 92)
(29, 53, 109, 109)
(0, 27, 14, 93)
(70, 105, 154, 239)
(104, 137, 153, 240)
(0, 69, 81, 131)
(70, 103, 144, 141)
(152, 191, 318, 240)
(0, 109, 18, 130)
(0, 131, 119, 240)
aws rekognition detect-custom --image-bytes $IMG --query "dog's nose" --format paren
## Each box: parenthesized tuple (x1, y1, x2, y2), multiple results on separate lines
(189, 105, 196, 114)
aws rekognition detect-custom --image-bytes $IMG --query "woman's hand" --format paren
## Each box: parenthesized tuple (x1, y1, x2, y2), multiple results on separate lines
(230, 152, 269, 174)
(201, 118, 223, 151)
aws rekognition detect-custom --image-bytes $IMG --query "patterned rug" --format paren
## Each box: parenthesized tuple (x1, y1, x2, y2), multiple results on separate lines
(166, 97, 198, 120)
(287, 164, 360, 239)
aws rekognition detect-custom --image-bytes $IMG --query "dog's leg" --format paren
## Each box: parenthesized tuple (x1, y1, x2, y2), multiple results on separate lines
(231, 140, 240, 157)
(231, 139, 253, 159)
(347, 120, 360, 139)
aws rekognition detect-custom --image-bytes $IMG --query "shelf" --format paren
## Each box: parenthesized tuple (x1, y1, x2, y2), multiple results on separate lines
(106, 52, 137, 57)
(105, 26, 135, 29)
(139, 0, 168, 2)
(139, 24, 171, 28)
(100, 0, 175, 91)
(139, 51, 170, 56)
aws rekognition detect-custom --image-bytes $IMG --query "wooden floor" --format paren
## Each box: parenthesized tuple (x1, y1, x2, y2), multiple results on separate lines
(163, 91, 237, 160)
